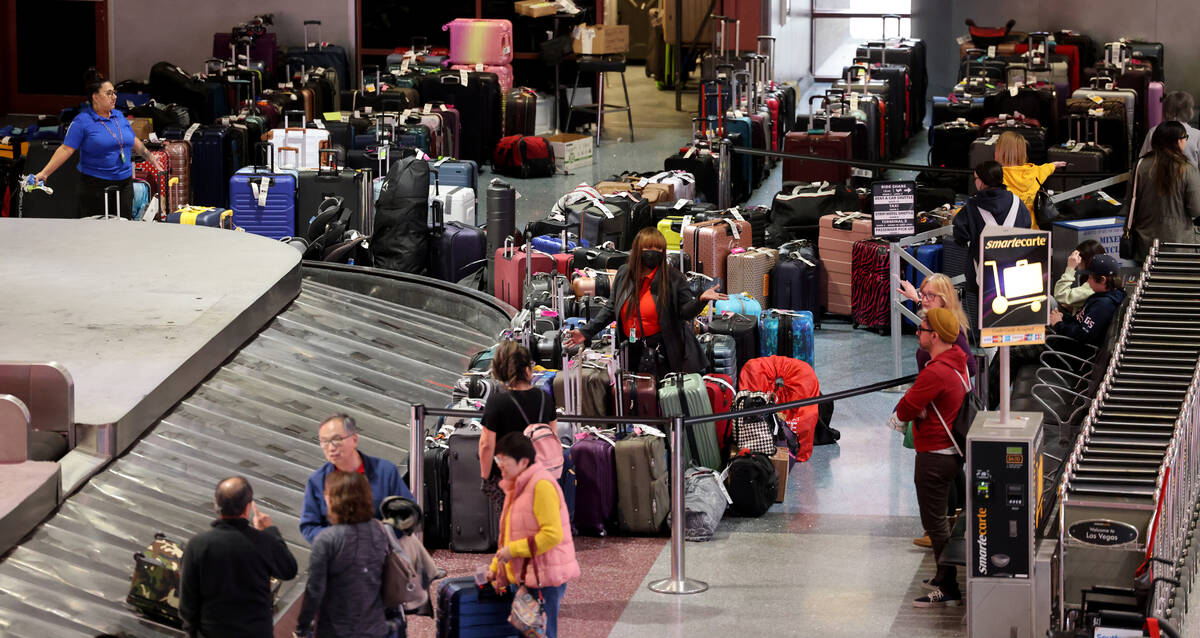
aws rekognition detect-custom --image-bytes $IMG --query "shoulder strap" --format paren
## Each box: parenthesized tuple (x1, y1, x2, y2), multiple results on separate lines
(1002, 193, 1020, 227)
(977, 206, 999, 226)
(1123, 159, 1143, 236)
(929, 402, 964, 457)
(508, 392, 533, 427)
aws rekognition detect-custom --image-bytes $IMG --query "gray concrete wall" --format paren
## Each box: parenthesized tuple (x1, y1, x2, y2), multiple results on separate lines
(768, 0, 812, 84)
(109, 0, 355, 81)
(914, 0, 1198, 107)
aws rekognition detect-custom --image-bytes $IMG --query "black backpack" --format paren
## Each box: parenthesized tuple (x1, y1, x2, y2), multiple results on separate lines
(932, 362, 980, 455)
(726, 452, 777, 517)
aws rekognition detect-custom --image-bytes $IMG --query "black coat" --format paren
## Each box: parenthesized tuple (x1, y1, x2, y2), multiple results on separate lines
(179, 518, 299, 638)
(578, 264, 707, 373)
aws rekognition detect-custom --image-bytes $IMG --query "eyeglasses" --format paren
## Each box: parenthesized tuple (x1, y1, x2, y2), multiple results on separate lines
(101, 91, 117, 97)
(319, 434, 353, 448)
(917, 291, 943, 301)
(915, 326, 935, 334)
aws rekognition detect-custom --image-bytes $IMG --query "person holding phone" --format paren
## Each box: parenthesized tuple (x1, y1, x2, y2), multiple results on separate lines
(180, 476, 298, 638)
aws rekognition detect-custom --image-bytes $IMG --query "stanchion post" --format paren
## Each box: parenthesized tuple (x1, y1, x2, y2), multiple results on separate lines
(409, 404, 425, 512)
(718, 139, 731, 209)
(649, 415, 708, 595)
(890, 242, 903, 380)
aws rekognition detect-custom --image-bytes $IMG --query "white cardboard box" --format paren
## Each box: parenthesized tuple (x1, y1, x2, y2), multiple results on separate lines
(545, 133, 593, 173)
(1051, 217, 1131, 274)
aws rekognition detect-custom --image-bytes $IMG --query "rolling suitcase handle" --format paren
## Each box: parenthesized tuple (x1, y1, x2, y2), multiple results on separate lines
(303, 19, 323, 50)
(317, 147, 341, 174)
(757, 36, 776, 88)
(881, 14, 902, 40)
(103, 184, 121, 219)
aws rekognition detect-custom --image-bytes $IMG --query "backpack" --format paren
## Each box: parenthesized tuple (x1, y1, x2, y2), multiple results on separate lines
(729, 391, 779, 456)
(929, 364, 980, 457)
(493, 135, 556, 179)
(725, 451, 777, 517)
(509, 392, 563, 479)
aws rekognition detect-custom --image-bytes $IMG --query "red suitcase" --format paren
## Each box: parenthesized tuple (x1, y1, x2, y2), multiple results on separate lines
(850, 238, 890, 331)
(494, 239, 555, 309)
(703, 373, 736, 453)
(620, 372, 659, 419)
(783, 97, 852, 184)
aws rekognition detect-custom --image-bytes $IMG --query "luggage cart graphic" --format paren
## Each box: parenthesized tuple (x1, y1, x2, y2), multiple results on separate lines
(984, 258, 1046, 315)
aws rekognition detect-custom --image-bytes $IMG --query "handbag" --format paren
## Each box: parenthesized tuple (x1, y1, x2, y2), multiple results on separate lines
(1032, 178, 1059, 229)
(509, 536, 548, 638)
(378, 520, 419, 608)
(1119, 159, 1142, 260)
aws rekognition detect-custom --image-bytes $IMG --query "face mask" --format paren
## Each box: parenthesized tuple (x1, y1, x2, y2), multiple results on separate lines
(640, 249, 664, 269)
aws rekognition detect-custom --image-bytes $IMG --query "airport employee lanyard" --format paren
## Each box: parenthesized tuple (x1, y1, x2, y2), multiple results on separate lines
(97, 116, 128, 165)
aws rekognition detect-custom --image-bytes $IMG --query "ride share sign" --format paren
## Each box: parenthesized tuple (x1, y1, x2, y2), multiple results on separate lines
(871, 180, 915, 238)
(978, 227, 1051, 347)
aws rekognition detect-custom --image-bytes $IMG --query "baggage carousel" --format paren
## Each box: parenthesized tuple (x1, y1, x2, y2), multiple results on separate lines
(0, 220, 510, 637)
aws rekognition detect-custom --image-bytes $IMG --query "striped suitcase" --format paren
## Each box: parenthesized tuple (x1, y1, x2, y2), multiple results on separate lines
(658, 373, 721, 470)
(850, 238, 890, 331)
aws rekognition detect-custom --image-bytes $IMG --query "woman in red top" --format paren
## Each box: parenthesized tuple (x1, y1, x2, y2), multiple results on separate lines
(565, 228, 726, 376)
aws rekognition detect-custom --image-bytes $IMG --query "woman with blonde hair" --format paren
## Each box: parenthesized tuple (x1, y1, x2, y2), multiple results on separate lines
(994, 131, 1066, 229)
(899, 273, 977, 378)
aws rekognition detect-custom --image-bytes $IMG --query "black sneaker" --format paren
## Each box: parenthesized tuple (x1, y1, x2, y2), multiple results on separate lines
(913, 587, 962, 608)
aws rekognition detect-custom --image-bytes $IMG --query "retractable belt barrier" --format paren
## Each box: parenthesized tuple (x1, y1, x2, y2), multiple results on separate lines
(410, 372, 916, 596)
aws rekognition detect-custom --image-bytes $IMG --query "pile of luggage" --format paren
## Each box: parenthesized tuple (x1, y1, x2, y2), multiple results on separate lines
(929, 25, 1165, 191)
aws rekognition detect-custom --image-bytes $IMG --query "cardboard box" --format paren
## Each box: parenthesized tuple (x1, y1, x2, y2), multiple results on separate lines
(661, 0, 714, 45)
(514, 0, 558, 18)
(545, 133, 593, 173)
(771, 447, 791, 503)
(573, 24, 630, 55)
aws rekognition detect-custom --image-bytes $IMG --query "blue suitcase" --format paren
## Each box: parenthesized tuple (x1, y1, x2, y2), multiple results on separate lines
(903, 243, 943, 326)
(759, 309, 814, 365)
(429, 219, 486, 282)
(530, 233, 580, 254)
(722, 116, 755, 198)
(430, 158, 479, 195)
(559, 447, 577, 532)
(229, 144, 299, 239)
(435, 576, 518, 638)
(770, 250, 822, 326)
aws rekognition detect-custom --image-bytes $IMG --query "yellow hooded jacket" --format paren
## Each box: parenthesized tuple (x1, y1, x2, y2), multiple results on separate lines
(1002, 163, 1057, 229)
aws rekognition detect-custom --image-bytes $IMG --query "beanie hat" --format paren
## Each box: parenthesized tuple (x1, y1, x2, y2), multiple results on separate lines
(925, 307, 959, 344)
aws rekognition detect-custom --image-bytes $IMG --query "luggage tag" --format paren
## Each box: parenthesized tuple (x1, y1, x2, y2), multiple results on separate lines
(313, 119, 326, 129)
(728, 207, 745, 221)
(459, 69, 470, 84)
(183, 123, 201, 142)
(400, 59, 411, 75)
(148, 132, 160, 143)
(683, 145, 697, 159)
(1008, 84, 1019, 97)
(674, 199, 690, 210)
(1098, 191, 1119, 206)
(423, 103, 433, 114)
(475, 63, 484, 72)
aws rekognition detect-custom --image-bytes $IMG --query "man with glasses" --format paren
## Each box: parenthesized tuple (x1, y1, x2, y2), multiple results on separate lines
(889, 308, 970, 608)
(299, 414, 414, 543)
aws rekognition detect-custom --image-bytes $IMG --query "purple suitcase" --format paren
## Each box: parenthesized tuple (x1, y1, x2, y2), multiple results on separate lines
(1147, 81, 1164, 130)
(570, 434, 616, 536)
(213, 32, 277, 80)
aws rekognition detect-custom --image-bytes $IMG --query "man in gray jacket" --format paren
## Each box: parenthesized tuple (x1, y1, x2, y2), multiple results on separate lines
(1140, 91, 1200, 167)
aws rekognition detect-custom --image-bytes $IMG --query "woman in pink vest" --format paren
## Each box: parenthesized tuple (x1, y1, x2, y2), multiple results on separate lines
(487, 433, 580, 637)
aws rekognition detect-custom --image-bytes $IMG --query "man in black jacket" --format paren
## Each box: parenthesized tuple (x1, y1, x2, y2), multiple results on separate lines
(180, 476, 298, 638)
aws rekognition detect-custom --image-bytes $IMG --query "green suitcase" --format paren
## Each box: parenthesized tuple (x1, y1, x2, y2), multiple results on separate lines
(613, 433, 670, 535)
(658, 373, 722, 470)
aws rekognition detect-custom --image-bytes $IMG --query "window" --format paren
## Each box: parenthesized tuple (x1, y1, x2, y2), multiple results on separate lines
(810, 0, 910, 81)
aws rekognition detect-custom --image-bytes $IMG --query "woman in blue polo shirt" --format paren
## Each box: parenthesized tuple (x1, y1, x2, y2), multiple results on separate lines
(34, 70, 164, 218)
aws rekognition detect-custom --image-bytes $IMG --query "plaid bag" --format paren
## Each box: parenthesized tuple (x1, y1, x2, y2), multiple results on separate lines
(730, 391, 779, 456)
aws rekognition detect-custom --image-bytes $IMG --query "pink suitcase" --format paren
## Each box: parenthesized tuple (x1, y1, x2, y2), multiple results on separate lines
(443, 19, 513, 66)
(1147, 81, 1165, 130)
(450, 63, 513, 95)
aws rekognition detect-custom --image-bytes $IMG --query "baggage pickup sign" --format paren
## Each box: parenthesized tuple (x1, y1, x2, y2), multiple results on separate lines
(978, 227, 1051, 347)
(871, 180, 915, 238)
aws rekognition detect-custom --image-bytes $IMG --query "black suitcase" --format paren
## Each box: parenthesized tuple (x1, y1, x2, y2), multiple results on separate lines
(1047, 116, 1111, 193)
(847, 60, 910, 142)
(983, 85, 1058, 142)
(707, 312, 758, 373)
(771, 253, 822, 324)
(602, 192, 653, 249)
(423, 442, 452, 549)
(419, 71, 502, 165)
(664, 126, 720, 204)
(149, 61, 213, 123)
(505, 87, 537, 136)
(856, 22, 928, 130)
(447, 421, 499, 553)
(297, 149, 362, 237)
(19, 141, 79, 218)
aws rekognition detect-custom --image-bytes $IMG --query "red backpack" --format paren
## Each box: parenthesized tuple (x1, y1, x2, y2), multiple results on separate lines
(493, 135, 556, 179)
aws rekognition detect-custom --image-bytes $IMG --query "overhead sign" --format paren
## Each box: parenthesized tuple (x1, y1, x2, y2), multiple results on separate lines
(871, 180, 915, 238)
(978, 227, 1051, 347)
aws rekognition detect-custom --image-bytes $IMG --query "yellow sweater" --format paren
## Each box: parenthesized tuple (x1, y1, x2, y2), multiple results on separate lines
(490, 480, 563, 582)
(1002, 163, 1057, 230)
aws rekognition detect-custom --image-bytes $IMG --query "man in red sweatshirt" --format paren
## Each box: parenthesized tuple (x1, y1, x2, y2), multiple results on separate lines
(893, 307, 971, 608)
